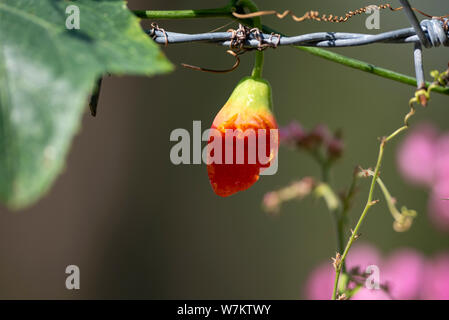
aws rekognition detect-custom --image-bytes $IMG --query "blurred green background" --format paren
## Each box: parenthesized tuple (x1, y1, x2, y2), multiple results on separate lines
(0, 0, 448, 299)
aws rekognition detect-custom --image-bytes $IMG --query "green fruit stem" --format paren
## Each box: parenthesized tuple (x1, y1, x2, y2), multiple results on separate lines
(237, 0, 264, 79)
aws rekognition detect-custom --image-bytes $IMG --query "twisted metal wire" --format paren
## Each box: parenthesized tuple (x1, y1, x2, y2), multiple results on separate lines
(147, 19, 448, 48)
(399, 0, 431, 47)
(147, 17, 447, 89)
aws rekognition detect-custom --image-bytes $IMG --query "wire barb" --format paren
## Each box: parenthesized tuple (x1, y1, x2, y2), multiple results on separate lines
(226, 24, 280, 51)
(148, 23, 168, 46)
(179, 24, 279, 74)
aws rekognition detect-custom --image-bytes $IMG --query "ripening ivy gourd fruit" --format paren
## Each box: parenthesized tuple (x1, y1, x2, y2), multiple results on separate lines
(207, 77, 278, 197)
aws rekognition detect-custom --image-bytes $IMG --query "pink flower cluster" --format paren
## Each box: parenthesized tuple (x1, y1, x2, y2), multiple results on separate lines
(397, 123, 449, 230)
(305, 243, 449, 300)
(279, 121, 343, 160)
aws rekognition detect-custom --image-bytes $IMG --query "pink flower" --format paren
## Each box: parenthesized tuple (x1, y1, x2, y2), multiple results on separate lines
(421, 254, 449, 300)
(304, 244, 429, 300)
(304, 263, 334, 300)
(346, 245, 388, 301)
(397, 123, 438, 186)
(381, 249, 425, 300)
(396, 123, 449, 230)
(351, 288, 391, 300)
(355, 249, 424, 300)
(428, 179, 449, 231)
(279, 121, 305, 145)
(345, 244, 382, 272)
(304, 244, 381, 300)
(434, 133, 449, 182)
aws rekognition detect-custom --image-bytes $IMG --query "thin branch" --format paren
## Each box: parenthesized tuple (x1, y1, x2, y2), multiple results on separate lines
(331, 125, 409, 300)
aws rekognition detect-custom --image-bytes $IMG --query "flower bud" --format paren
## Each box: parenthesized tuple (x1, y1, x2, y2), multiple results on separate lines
(206, 77, 278, 197)
(279, 121, 305, 146)
(327, 137, 344, 159)
(302, 124, 331, 149)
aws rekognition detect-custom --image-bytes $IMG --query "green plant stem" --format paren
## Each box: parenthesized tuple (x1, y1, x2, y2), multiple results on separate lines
(258, 25, 449, 97)
(376, 176, 403, 222)
(295, 47, 449, 96)
(331, 125, 409, 300)
(251, 51, 264, 79)
(370, 171, 416, 230)
(133, 7, 234, 19)
(237, 0, 264, 79)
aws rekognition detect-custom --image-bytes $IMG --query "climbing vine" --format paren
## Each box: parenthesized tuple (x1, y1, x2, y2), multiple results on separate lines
(1, 0, 448, 300)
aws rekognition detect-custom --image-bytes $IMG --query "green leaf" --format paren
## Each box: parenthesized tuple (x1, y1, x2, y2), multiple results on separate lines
(0, 0, 173, 209)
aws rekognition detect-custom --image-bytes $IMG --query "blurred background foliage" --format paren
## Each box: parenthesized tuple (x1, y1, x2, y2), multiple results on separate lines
(0, 0, 448, 298)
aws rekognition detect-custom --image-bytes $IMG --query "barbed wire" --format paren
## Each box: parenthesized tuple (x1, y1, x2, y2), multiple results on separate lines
(147, 18, 448, 48)
(146, 0, 448, 95)
(147, 18, 448, 82)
